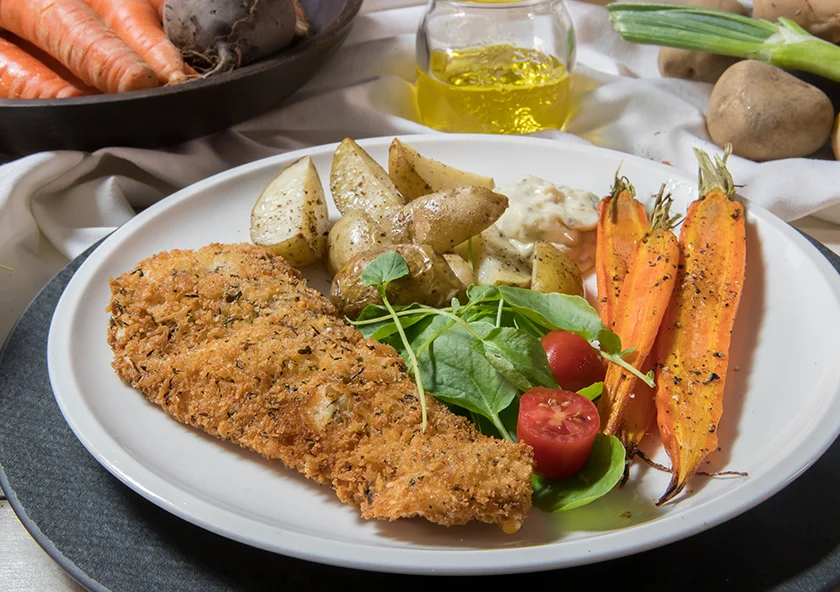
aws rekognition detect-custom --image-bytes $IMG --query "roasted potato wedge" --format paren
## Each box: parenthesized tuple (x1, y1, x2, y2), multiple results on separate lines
(331, 244, 466, 319)
(331, 138, 404, 218)
(389, 138, 496, 201)
(250, 156, 328, 266)
(383, 186, 509, 254)
(531, 241, 584, 297)
(325, 210, 390, 276)
(457, 227, 531, 288)
(443, 254, 476, 287)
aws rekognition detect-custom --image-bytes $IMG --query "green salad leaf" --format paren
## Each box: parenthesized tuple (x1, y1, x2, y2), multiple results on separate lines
(351, 253, 649, 512)
(361, 250, 410, 286)
(531, 434, 626, 512)
(577, 382, 604, 401)
(471, 327, 559, 392)
(409, 317, 518, 440)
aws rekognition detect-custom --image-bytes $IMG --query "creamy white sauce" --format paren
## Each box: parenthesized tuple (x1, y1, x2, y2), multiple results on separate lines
(495, 176, 600, 272)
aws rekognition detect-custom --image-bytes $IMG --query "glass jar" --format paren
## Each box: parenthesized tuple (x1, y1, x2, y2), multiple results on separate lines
(416, 0, 577, 135)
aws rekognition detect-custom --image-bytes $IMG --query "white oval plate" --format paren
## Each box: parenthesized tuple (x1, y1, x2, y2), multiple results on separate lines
(48, 135, 840, 575)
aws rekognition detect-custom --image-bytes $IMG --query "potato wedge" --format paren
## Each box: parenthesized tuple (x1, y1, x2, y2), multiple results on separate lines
(383, 186, 509, 254)
(531, 241, 584, 297)
(444, 253, 476, 287)
(250, 156, 328, 266)
(331, 138, 404, 218)
(456, 226, 531, 288)
(331, 244, 466, 319)
(325, 210, 389, 276)
(389, 138, 495, 201)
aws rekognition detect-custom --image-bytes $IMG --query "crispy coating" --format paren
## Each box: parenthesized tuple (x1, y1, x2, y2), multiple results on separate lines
(107, 243, 533, 533)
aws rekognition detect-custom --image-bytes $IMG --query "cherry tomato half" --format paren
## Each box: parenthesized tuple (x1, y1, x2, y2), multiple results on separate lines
(540, 330, 605, 392)
(517, 388, 600, 480)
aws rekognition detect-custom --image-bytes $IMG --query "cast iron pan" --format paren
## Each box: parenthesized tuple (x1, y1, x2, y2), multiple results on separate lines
(0, 0, 363, 156)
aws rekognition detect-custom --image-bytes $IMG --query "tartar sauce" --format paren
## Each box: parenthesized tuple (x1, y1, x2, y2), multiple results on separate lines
(495, 176, 600, 271)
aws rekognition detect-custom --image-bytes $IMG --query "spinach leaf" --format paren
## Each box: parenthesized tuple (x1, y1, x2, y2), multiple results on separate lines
(472, 327, 559, 392)
(531, 434, 626, 512)
(354, 303, 432, 340)
(498, 286, 606, 342)
(411, 315, 518, 440)
(361, 251, 410, 286)
(467, 284, 501, 302)
(577, 382, 604, 400)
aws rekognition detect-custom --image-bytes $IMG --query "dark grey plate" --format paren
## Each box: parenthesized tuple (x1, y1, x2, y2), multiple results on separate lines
(0, 0, 362, 156)
(2, 235, 840, 591)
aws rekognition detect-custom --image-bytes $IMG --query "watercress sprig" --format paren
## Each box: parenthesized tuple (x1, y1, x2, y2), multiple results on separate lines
(360, 251, 429, 431)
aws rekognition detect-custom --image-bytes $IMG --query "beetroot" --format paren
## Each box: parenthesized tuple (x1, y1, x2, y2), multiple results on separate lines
(164, 0, 296, 74)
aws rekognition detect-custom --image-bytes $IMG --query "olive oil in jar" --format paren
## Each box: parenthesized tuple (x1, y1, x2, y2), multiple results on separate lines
(416, 44, 573, 134)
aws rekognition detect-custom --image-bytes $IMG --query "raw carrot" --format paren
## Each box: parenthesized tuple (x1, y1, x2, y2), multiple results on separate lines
(83, 0, 188, 84)
(149, 0, 165, 21)
(654, 147, 746, 505)
(595, 174, 650, 329)
(0, 0, 158, 93)
(598, 187, 680, 437)
(2, 32, 99, 95)
(0, 36, 84, 98)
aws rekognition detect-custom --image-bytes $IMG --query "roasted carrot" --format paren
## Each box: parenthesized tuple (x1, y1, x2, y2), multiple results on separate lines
(595, 174, 659, 454)
(0, 36, 84, 99)
(83, 0, 188, 84)
(0, 0, 158, 93)
(618, 360, 656, 456)
(654, 147, 746, 505)
(595, 174, 650, 328)
(598, 187, 680, 437)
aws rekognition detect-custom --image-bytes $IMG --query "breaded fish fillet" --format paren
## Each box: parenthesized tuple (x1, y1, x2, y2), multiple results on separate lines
(107, 243, 533, 533)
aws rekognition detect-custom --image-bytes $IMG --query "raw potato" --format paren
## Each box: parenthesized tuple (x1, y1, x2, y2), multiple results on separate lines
(531, 241, 584, 297)
(331, 138, 404, 218)
(444, 254, 476, 287)
(753, 0, 840, 43)
(833, 113, 840, 161)
(250, 156, 328, 267)
(331, 244, 466, 319)
(325, 210, 387, 276)
(707, 61, 835, 161)
(383, 186, 509, 253)
(658, 0, 746, 83)
(388, 138, 495, 201)
(456, 227, 531, 288)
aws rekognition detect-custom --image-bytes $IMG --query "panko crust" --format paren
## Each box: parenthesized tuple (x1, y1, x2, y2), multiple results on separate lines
(107, 243, 533, 533)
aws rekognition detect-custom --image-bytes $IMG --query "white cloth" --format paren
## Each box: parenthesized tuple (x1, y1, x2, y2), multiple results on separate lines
(2, 0, 840, 341)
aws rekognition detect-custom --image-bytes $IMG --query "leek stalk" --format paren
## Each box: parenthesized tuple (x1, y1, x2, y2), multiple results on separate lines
(607, 3, 840, 83)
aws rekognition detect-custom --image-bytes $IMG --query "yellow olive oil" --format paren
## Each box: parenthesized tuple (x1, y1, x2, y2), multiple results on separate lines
(416, 44, 573, 134)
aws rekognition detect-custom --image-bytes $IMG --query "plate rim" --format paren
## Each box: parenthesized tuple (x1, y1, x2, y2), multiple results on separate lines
(46, 134, 840, 575)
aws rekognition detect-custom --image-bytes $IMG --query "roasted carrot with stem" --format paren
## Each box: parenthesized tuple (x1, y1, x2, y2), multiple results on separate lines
(0, 0, 158, 93)
(83, 0, 189, 84)
(654, 146, 746, 505)
(0, 36, 85, 99)
(599, 187, 680, 436)
(595, 173, 660, 456)
(596, 173, 650, 329)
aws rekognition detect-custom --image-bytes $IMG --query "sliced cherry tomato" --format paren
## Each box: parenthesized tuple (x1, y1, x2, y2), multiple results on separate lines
(517, 387, 600, 480)
(540, 330, 605, 392)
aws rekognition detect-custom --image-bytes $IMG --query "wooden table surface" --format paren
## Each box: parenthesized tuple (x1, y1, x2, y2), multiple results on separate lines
(3, 215, 840, 592)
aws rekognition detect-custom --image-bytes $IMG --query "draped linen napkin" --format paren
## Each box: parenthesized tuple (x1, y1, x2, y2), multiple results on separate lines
(2, 0, 839, 340)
